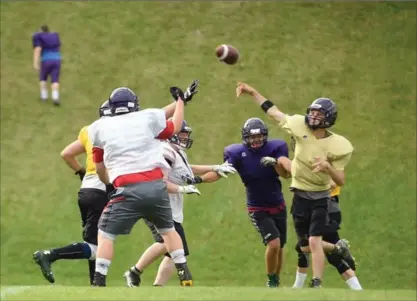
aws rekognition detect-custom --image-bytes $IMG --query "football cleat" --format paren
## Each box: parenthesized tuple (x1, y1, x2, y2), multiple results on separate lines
(32, 250, 55, 284)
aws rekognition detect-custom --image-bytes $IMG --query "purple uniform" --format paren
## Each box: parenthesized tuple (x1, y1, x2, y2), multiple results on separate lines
(32, 32, 61, 83)
(224, 139, 289, 246)
(224, 139, 288, 210)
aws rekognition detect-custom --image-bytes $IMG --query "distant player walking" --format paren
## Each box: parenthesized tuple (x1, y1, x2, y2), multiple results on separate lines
(236, 82, 355, 288)
(32, 25, 62, 105)
(88, 82, 198, 287)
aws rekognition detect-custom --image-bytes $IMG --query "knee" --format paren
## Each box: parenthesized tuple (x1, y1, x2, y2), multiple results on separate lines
(267, 238, 280, 251)
(326, 253, 350, 274)
(98, 229, 117, 241)
(308, 236, 321, 250)
(295, 242, 309, 268)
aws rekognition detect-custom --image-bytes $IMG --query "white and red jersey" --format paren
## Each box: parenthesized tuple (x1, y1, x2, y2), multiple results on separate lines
(161, 141, 194, 223)
(88, 109, 174, 187)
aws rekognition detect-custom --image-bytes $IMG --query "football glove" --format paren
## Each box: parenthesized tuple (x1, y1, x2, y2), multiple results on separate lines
(260, 156, 277, 167)
(177, 185, 201, 195)
(183, 79, 199, 102)
(106, 183, 115, 198)
(181, 174, 203, 185)
(75, 167, 86, 181)
(212, 162, 237, 178)
(169, 87, 185, 102)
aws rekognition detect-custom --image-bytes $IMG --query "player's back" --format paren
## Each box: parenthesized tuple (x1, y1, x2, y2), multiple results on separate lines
(224, 140, 287, 208)
(92, 109, 169, 182)
(32, 32, 61, 61)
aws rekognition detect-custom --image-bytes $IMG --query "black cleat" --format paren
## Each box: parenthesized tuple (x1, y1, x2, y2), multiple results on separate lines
(335, 239, 356, 268)
(175, 263, 193, 287)
(123, 267, 141, 287)
(33, 250, 55, 284)
(52, 100, 60, 106)
(308, 277, 322, 288)
(266, 274, 280, 288)
(92, 272, 106, 287)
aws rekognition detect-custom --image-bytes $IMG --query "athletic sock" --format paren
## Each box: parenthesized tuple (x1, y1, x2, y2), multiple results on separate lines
(346, 276, 363, 290)
(49, 242, 91, 262)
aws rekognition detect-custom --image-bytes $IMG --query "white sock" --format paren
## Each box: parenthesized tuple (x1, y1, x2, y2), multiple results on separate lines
(95, 258, 111, 276)
(169, 249, 186, 264)
(40, 88, 48, 100)
(52, 89, 59, 101)
(292, 272, 307, 288)
(346, 276, 363, 290)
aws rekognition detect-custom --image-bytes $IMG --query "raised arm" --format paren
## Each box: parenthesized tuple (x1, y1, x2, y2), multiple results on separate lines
(236, 82, 286, 123)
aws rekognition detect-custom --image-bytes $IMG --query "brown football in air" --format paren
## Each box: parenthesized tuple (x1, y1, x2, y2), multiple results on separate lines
(215, 44, 240, 65)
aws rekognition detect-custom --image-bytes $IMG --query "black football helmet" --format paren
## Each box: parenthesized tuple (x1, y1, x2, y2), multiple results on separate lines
(241, 118, 268, 149)
(108, 87, 139, 115)
(99, 100, 112, 118)
(305, 98, 338, 130)
(170, 120, 193, 149)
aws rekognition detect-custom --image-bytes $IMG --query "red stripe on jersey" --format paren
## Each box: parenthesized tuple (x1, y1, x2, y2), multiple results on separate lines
(113, 168, 164, 187)
(92, 147, 104, 163)
(157, 120, 175, 139)
(247, 203, 286, 214)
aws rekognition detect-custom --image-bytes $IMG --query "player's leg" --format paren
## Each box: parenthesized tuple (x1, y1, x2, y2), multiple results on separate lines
(124, 219, 166, 287)
(50, 61, 61, 106)
(32, 189, 102, 284)
(324, 212, 362, 290)
(154, 256, 175, 286)
(39, 62, 48, 101)
(154, 222, 190, 286)
(308, 197, 329, 288)
(138, 179, 193, 286)
(248, 211, 281, 287)
(93, 186, 144, 287)
(84, 189, 109, 285)
(274, 210, 287, 286)
(292, 240, 309, 288)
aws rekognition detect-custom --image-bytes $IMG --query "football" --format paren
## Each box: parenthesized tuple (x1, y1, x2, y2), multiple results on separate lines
(215, 44, 240, 65)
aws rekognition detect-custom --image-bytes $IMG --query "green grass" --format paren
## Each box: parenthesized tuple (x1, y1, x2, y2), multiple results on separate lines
(1, 1, 416, 297)
(1, 286, 416, 301)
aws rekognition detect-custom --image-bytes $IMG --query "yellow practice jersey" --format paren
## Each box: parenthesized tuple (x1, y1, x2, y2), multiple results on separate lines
(78, 126, 106, 191)
(279, 114, 353, 192)
(330, 186, 340, 197)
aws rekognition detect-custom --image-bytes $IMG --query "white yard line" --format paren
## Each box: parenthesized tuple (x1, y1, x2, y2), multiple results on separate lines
(1, 286, 32, 300)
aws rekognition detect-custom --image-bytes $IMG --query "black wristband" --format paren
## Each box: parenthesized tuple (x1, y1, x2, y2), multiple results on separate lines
(261, 100, 274, 113)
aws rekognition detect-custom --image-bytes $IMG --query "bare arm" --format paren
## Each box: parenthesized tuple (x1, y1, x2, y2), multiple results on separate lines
(200, 171, 221, 183)
(326, 166, 345, 186)
(33, 47, 41, 69)
(275, 156, 292, 179)
(164, 179, 182, 193)
(96, 162, 110, 185)
(171, 98, 185, 134)
(60, 140, 85, 172)
(236, 82, 287, 123)
(162, 102, 176, 119)
(190, 165, 215, 176)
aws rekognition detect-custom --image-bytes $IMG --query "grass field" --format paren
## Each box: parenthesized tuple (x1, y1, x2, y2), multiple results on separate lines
(1, 286, 417, 301)
(1, 1, 416, 300)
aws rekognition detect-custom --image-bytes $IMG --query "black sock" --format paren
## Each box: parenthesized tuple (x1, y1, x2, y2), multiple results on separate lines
(50, 243, 91, 262)
(88, 260, 96, 285)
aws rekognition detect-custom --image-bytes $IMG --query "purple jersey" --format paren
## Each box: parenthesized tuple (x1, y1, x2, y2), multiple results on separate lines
(224, 139, 289, 209)
(32, 32, 61, 61)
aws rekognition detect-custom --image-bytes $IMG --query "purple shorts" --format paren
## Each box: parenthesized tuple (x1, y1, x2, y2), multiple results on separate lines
(39, 60, 61, 83)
